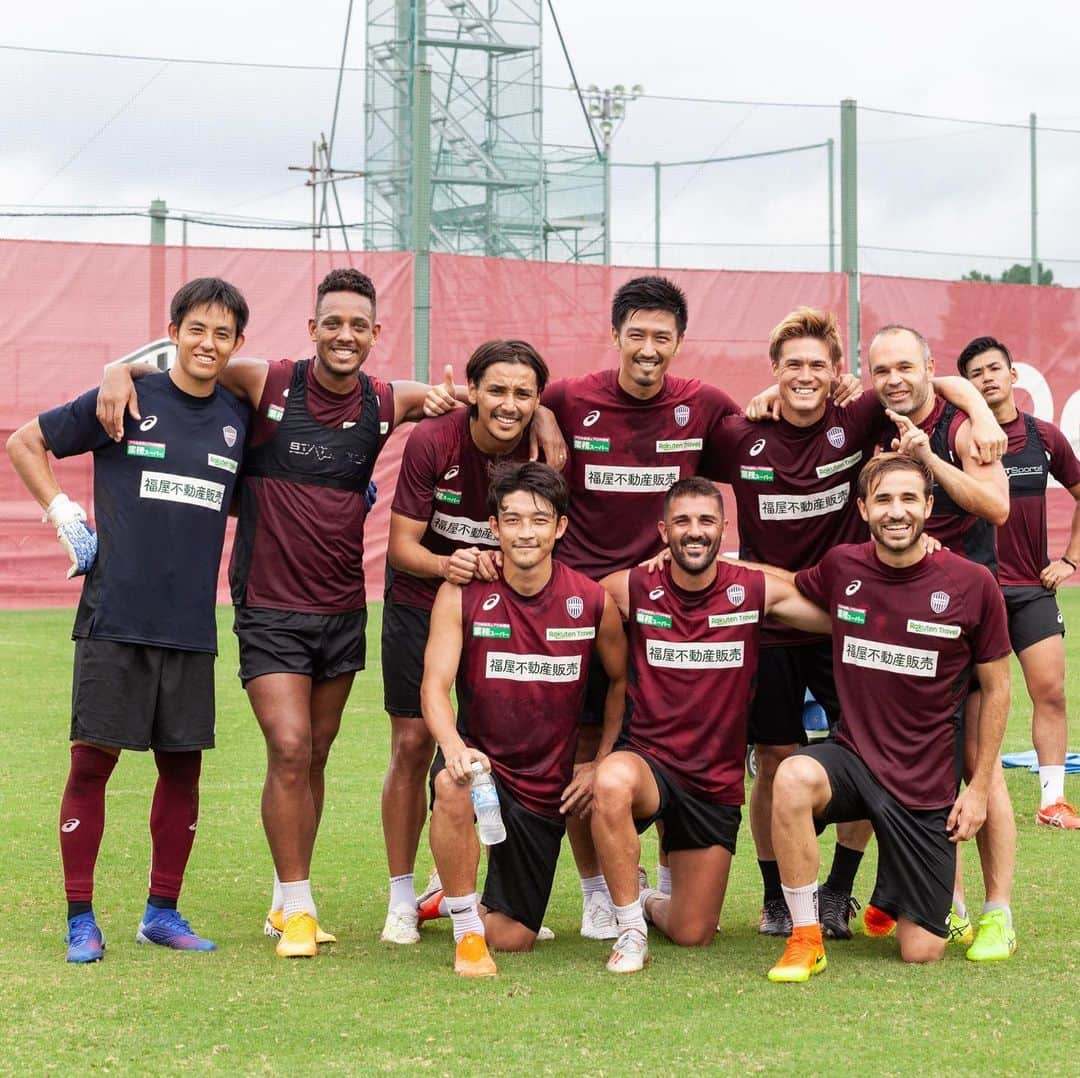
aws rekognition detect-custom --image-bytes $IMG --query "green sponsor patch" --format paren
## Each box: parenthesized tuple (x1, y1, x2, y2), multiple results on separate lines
(434, 488, 462, 505)
(126, 440, 165, 459)
(573, 435, 610, 453)
(740, 466, 774, 482)
(708, 611, 760, 627)
(546, 627, 596, 641)
(266, 404, 284, 422)
(816, 450, 863, 480)
(473, 622, 511, 639)
(635, 609, 673, 629)
(837, 605, 866, 624)
(906, 618, 961, 639)
(656, 438, 703, 453)
(207, 453, 237, 474)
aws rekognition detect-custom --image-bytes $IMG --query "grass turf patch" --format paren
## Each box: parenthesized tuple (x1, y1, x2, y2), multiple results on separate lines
(0, 596, 1078, 1073)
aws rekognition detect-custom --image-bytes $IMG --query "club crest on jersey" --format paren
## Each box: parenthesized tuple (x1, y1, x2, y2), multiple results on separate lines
(482, 594, 501, 612)
(749, 437, 766, 457)
(139, 416, 158, 432)
(674, 404, 690, 428)
(444, 466, 460, 481)
(845, 580, 862, 596)
(566, 596, 584, 619)
(223, 425, 237, 448)
(930, 590, 950, 614)
(583, 409, 601, 427)
(826, 426, 846, 449)
(649, 586, 665, 601)
(726, 584, 745, 607)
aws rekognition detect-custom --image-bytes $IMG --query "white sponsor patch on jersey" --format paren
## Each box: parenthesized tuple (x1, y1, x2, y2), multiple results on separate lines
(585, 464, 680, 492)
(430, 512, 498, 545)
(655, 438, 703, 453)
(906, 619, 962, 639)
(708, 610, 760, 627)
(645, 639, 745, 668)
(815, 451, 863, 480)
(485, 652, 583, 682)
(139, 471, 225, 510)
(547, 627, 596, 641)
(841, 635, 938, 677)
(757, 481, 849, 520)
(207, 453, 238, 473)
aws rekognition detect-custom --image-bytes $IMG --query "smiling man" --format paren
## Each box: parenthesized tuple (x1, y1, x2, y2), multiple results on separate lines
(958, 335, 1080, 829)
(97, 268, 440, 958)
(6, 278, 250, 962)
(768, 454, 1011, 983)
(378, 340, 549, 944)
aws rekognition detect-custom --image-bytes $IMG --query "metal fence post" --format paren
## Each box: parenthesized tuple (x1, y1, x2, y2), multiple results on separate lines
(840, 100, 859, 374)
(149, 199, 167, 245)
(412, 63, 432, 382)
(653, 161, 661, 268)
(1030, 113, 1038, 286)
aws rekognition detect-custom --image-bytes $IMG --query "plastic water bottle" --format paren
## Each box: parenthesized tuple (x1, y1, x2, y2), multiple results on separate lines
(802, 691, 830, 742)
(470, 761, 506, 845)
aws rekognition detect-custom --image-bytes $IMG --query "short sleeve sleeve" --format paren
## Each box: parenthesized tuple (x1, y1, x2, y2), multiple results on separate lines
(1039, 419, 1080, 489)
(38, 388, 112, 459)
(392, 423, 440, 521)
(795, 556, 830, 609)
(971, 567, 1012, 663)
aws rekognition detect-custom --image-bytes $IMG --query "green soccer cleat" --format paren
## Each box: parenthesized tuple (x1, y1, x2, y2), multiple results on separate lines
(966, 908, 1016, 962)
(946, 907, 974, 947)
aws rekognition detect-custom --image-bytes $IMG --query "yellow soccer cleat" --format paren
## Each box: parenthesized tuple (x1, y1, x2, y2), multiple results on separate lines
(862, 903, 897, 939)
(454, 932, 497, 978)
(265, 908, 336, 945)
(768, 927, 827, 983)
(946, 907, 974, 947)
(275, 912, 318, 958)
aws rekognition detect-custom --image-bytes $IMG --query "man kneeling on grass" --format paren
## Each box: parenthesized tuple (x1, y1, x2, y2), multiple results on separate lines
(590, 476, 832, 973)
(767, 454, 1011, 982)
(419, 462, 627, 976)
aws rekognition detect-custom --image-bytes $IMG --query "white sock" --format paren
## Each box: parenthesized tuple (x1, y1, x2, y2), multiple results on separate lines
(444, 893, 484, 943)
(952, 893, 967, 919)
(281, 879, 316, 920)
(580, 874, 610, 900)
(271, 870, 283, 912)
(983, 901, 1012, 928)
(657, 864, 672, 896)
(639, 887, 664, 924)
(389, 873, 416, 911)
(782, 881, 819, 928)
(1038, 764, 1065, 807)
(612, 898, 647, 937)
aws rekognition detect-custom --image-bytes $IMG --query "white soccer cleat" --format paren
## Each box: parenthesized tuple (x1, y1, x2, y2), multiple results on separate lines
(416, 868, 442, 907)
(536, 925, 555, 942)
(606, 928, 649, 974)
(580, 891, 619, 940)
(381, 903, 421, 945)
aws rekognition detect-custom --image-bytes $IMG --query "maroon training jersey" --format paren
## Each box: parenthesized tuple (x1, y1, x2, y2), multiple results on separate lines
(544, 369, 740, 578)
(796, 543, 1011, 811)
(235, 358, 394, 613)
(998, 411, 1080, 586)
(389, 410, 531, 611)
(456, 562, 606, 817)
(703, 394, 884, 646)
(623, 560, 765, 805)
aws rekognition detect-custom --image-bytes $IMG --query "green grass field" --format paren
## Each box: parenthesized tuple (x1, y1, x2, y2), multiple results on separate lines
(2, 598, 1079, 1074)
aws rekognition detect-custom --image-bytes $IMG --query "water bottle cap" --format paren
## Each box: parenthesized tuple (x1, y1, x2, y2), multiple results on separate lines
(470, 760, 485, 774)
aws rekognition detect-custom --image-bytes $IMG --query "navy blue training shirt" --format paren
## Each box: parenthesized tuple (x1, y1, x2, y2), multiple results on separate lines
(39, 372, 249, 653)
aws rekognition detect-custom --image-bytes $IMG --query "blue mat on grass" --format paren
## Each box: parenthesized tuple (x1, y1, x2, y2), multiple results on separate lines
(1000, 750, 1080, 773)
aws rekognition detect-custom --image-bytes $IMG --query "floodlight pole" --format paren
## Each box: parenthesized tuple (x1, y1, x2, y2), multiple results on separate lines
(654, 160, 661, 268)
(1030, 112, 1038, 286)
(412, 63, 433, 382)
(840, 99, 859, 375)
(827, 137, 835, 273)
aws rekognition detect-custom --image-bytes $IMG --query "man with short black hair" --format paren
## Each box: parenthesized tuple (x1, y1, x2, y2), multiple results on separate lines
(7, 277, 250, 962)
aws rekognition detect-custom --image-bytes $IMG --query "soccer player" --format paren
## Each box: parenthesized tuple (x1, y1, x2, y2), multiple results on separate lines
(766, 454, 1011, 983)
(379, 340, 549, 944)
(536, 275, 743, 938)
(591, 477, 831, 973)
(96, 268, 440, 958)
(867, 324, 1017, 960)
(958, 335, 1080, 826)
(6, 278, 250, 962)
(420, 462, 628, 977)
(704, 308, 1005, 940)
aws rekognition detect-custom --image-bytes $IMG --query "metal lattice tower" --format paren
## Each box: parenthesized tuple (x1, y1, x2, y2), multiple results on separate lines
(365, 0, 549, 258)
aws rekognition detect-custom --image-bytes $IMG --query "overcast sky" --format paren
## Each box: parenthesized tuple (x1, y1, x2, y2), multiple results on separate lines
(3, 1, 1079, 283)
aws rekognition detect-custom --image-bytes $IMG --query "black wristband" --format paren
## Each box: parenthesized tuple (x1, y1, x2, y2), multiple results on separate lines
(1062, 556, 1078, 571)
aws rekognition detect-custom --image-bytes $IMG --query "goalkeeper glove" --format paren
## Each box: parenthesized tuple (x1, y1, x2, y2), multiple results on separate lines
(45, 493, 98, 579)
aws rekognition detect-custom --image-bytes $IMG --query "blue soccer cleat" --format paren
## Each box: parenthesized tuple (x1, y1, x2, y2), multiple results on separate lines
(135, 907, 217, 951)
(66, 911, 105, 963)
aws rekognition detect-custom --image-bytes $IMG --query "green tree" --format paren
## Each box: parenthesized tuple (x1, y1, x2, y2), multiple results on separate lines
(961, 262, 1054, 285)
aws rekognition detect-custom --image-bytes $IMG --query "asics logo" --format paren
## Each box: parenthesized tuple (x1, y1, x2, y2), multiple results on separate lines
(844, 580, 862, 596)
(139, 416, 158, 432)
(482, 594, 501, 611)
(583, 410, 601, 427)
(649, 587, 665, 600)
(61, 818, 80, 833)
(749, 438, 766, 457)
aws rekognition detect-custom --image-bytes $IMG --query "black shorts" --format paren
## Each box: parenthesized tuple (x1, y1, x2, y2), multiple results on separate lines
(798, 741, 954, 938)
(381, 600, 431, 718)
(749, 640, 840, 746)
(1002, 585, 1065, 654)
(629, 752, 741, 855)
(234, 606, 367, 686)
(430, 753, 564, 934)
(71, 638, 215, 752)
